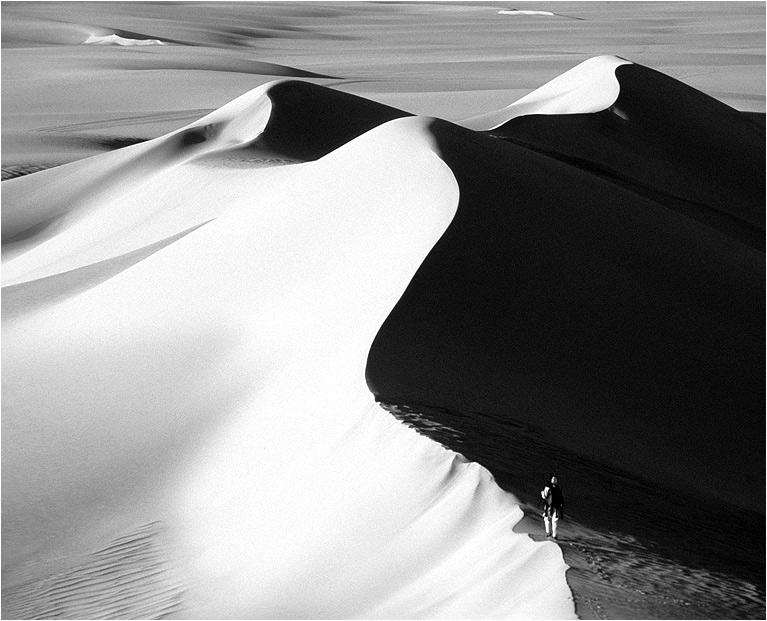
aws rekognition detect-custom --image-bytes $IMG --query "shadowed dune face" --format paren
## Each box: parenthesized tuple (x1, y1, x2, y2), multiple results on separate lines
(487, 63, 765, 249)
(367, 96, 764, 510)
(253, 80, 411, 160)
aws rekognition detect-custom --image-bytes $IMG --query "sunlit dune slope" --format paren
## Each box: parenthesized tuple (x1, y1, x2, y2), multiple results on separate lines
(2, 79, 410, 281)
(460, 55, 633, 127)
(2, 82, 575, 618)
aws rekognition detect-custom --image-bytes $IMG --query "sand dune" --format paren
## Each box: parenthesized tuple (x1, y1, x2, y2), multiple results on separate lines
(368, 59, 764, 511)
(2, 3, 763, 618)
(83, 33, 167, 46)
(1, 2, 354, 50)
(460, 55, 633, 127)
(2, 93, 575, 617)
(2, 78, 411, 282)
(480, 58, 765, 249)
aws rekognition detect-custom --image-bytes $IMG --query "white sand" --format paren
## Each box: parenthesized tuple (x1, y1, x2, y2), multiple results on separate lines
(2, 97, 574, 617)
(83, 34, 167, 46)
(460, 55, 633, 129)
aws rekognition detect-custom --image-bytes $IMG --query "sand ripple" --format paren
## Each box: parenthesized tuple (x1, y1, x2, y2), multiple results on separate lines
(2, 522, 184, 620)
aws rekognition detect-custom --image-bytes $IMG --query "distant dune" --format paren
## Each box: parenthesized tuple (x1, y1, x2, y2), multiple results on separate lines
(83, 33, 167, 46)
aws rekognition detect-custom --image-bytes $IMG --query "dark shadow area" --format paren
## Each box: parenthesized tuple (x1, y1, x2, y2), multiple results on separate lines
(367, 65, 764, 516)
(381, 402, 764, 585)
(252, 80, 411, 160)
(484, 64, 765, 250)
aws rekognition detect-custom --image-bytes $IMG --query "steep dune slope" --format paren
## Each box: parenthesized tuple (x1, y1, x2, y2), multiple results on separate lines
(2, 87, 574, 618)
(480, 58, 765, 249)
(460, 55, 633, 127)
(367, 59, 764, 510)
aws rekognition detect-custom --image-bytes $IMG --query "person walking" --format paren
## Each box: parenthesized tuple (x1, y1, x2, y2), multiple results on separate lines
(541, 474, 565, 539)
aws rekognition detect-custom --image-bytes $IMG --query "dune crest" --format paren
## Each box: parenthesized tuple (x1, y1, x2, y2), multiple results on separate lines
(82, 33, 166, 46)
(368, 63, 764, 511)
(497, 9, 581, 19)
(2, 79, 410, 286)
(460, 55, 632, 129)
(2, 103, 575, 618)
(498, 9, 556, 16)
(482, 61, 764, 249)
(1, 82, 273, 281)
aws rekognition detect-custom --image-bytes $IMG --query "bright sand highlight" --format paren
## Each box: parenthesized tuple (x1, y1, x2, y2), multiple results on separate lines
(3, 93, 575, 617)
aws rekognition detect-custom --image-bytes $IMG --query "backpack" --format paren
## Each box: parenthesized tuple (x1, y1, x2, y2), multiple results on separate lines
(541, 486, 553, 505)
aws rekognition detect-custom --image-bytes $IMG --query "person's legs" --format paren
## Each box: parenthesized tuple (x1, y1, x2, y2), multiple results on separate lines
(551, 513, 559, 539)
(543, 512, 551, 536)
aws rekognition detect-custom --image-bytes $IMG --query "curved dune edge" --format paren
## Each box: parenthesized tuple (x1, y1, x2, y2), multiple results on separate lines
(368, 76, 763, 515)
(459, 55, 633, 130)
(2, 221, 212, 321)
(2, 115, 576, 619)
(476, 61, 764, 250)
(2, 53, 637, 266)
(2, 79, 409, 286)
(0, 81, 275, 250)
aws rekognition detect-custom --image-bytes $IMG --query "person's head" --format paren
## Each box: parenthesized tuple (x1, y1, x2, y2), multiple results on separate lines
(551, 476, 558, 485)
